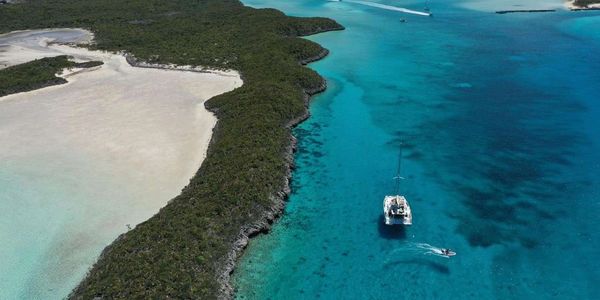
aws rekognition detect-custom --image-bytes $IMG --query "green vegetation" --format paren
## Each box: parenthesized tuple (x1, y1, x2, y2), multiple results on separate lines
(1, 0, 342, 298)
(573, 0, 600, 7)
(0, 55, 102, 97)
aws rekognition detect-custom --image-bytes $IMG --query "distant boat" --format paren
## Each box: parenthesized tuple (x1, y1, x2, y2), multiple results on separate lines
(424, 0, 433, 17)
(383, 148, 412, 225)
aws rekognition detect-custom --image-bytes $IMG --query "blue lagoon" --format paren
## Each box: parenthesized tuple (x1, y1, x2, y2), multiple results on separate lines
(234, 0, 600, 299)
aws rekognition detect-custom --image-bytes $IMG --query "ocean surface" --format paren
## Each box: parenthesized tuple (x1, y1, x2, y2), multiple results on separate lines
(234, 0, 600, 299)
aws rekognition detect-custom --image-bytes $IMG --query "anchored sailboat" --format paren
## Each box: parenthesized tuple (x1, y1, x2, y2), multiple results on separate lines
(383, 149, 412, 225)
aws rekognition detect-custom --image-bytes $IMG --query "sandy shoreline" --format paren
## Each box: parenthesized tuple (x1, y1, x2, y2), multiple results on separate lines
(0, 28, 242, 298)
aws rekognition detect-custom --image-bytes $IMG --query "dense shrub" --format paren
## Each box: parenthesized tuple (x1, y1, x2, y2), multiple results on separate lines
(0, 56, 102, 97)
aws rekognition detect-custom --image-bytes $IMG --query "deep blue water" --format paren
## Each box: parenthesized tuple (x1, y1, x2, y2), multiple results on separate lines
(234, 0, 600, 299)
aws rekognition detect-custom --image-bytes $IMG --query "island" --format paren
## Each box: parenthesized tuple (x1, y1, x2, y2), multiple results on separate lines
(0, 0, 343, 299)
(567, 0, 600, 10)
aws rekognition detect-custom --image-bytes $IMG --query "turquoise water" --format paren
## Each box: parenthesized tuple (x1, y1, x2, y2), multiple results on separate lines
(234, 1, 600, 299)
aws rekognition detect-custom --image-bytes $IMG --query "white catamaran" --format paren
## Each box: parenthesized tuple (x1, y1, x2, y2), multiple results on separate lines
(383, 150, 412, 225)
(384, 195, 412, 225)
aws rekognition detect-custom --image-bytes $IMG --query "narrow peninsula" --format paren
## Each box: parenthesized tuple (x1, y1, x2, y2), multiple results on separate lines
(1, 0, 342, 299)
(0, 56, 102, 97)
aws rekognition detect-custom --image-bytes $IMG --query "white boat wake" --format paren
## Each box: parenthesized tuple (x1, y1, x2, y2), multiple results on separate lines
(415, 243, 455, 258)
(384, 242, 456, 261)
(342, 0, 431, 16)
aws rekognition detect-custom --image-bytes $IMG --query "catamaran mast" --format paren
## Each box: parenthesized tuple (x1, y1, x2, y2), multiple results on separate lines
(394, 146, 403, 195)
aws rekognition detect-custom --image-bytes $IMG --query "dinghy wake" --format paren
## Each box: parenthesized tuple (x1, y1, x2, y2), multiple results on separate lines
(385, 242, 456, 262)
(336, 0, 432, 16)
(415, 243, 456, 258)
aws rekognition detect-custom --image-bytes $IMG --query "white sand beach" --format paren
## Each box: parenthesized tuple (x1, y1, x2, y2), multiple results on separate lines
(0, 29, 242, 299)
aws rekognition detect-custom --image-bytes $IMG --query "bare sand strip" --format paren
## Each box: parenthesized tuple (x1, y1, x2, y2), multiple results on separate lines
(0, 29, 241, 298)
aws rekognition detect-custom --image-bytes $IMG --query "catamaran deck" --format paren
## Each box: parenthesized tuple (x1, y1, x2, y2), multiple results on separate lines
(383, 195, 412, 225)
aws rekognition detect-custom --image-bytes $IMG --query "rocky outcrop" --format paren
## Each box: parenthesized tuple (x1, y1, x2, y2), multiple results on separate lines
(300, 48, 330, 66)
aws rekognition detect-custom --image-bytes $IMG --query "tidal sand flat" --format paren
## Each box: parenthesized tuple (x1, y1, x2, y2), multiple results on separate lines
(0, 29, 241, 299)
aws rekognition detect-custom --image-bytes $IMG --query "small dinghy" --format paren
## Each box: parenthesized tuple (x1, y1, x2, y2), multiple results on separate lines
(435, 248, 456, 257)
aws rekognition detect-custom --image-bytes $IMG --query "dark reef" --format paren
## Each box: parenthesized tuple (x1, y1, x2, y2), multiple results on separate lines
(495, 9, 556, 14)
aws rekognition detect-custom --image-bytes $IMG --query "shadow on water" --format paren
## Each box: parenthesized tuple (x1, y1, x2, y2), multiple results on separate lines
(377, 216, 407, 239)
(384, 258, 450, 275)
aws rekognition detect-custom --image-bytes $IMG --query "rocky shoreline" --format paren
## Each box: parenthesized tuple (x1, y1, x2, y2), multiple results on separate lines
(122, 49, 329, 298)
(299, 48, 330, 66)
(216, 48, 331, 300)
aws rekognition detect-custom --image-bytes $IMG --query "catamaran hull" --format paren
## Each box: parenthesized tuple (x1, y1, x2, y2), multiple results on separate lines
(384, 216, 411, 225)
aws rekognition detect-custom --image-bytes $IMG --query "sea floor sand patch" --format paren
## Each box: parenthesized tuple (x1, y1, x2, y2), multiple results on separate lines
(0, 29, 242, 299)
